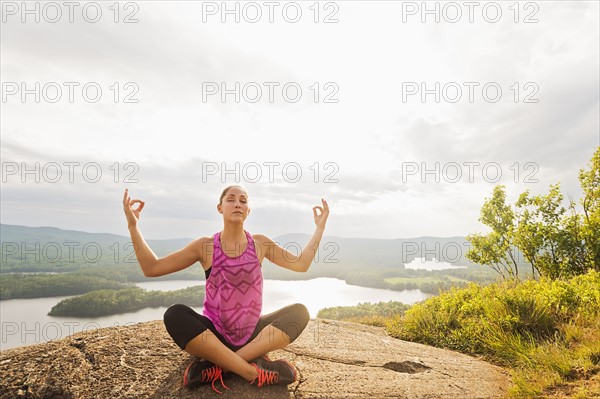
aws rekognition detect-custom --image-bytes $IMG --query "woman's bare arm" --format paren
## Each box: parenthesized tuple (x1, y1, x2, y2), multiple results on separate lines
(257, 227, 325, 272)
(128, 225, 206, 277)
(123, 188, 205, 277)
(257, 198, 329, 273)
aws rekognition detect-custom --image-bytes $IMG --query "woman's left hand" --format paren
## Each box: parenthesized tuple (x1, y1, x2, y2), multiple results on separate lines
(313, 198, 330, 229)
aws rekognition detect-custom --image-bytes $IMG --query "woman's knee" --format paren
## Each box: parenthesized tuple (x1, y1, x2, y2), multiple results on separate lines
(293, 303, 310, 328)
(280, 303, 310, 342)
(163, 303, 190, 328)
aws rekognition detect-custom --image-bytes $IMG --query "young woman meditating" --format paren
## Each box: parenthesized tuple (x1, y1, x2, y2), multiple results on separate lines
(122, 185, 330, 393)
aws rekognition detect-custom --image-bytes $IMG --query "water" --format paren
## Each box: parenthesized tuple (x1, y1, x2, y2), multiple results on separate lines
(135, 280, 207, 291)
(4, 272, 59, 274)
(404, 257, 467, 271)
(0, 278, 431, 351)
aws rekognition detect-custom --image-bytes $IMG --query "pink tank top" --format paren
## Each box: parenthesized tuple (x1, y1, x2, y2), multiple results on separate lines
(202, 230, 263, 346)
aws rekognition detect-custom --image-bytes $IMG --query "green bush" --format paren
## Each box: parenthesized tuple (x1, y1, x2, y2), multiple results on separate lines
(317, 301, 411, 320)
(385, 270, 600, 397)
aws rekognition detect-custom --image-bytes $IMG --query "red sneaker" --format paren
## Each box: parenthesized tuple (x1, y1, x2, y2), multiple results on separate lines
(250, 354, 271, 362)
(183, 359, 230, 394)
(250, 357, 297, 387)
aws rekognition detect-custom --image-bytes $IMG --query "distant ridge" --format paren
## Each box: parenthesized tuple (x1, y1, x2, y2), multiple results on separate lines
(0, 223, 467, 243)
(1, 223, 483, 271)
(0, 223, 194, 243)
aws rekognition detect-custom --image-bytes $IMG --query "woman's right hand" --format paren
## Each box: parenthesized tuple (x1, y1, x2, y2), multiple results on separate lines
(123, 188, 145, 228)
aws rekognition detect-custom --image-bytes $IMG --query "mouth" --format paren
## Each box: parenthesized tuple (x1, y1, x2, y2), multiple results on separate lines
(233, 212, 243, 215)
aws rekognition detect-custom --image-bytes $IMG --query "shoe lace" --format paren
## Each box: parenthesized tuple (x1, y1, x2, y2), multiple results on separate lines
(250, 363, 279, 387)
(202, 365, 230, 394)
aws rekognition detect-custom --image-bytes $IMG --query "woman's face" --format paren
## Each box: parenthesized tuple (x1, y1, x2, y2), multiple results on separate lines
(218, 187, 250, 221)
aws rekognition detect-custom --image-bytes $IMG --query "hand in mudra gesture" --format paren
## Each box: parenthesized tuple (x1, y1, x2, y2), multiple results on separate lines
(123, 188, 145, 227)
(313, 198, 330, 229)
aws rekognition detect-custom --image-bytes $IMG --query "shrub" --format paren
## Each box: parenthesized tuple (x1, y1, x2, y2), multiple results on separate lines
(386, 270, 600, 396)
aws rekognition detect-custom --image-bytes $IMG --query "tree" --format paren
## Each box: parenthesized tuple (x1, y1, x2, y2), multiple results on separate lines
(466, 185, 521, 279)
(514, 184, 569, 279)
(467, 147, 600, 279)
(578, 147, 600, 269)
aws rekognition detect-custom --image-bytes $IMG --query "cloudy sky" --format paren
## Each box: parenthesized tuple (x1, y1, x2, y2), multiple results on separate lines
(1, 1, 598, 241)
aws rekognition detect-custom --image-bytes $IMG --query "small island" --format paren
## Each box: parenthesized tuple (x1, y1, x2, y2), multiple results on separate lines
(48, 286, 205, 317)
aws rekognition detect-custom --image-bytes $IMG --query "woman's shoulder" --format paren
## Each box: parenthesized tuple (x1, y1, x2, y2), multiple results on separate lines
(194, 235, 216, 254)
(251, 232, 278, 240)
(192, 235, 216, 267)
(250, 233, 270, 262)
(251, 233, 278, 252)
(197, 234, 217, 243)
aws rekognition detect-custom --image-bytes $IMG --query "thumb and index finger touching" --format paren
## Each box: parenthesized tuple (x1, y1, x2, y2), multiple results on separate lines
(313, 198, 329, 217)
(123, 188, 145, 211)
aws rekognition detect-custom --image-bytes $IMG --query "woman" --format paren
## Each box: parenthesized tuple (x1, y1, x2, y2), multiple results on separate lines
(122, 185, 329, 393)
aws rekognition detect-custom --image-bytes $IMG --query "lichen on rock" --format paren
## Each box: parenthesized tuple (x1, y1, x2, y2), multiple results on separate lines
(0, 319, 509, 398)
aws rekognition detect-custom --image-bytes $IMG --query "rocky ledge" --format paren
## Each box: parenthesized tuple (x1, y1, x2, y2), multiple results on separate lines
(0, 319, 509, 398)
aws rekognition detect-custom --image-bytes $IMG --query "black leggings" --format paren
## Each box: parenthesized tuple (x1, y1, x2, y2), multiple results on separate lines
(163, 303, 310, 352)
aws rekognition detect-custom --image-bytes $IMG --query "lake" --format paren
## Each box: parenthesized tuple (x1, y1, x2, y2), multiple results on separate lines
(0, 278, 431, 350)
(404, 257, 468, 271)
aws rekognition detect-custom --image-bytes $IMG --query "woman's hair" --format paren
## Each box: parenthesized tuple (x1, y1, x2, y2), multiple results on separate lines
(219, 185, 248, 205)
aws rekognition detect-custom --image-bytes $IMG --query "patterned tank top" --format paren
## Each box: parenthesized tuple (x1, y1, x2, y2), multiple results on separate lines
(202, 230, 263, 346)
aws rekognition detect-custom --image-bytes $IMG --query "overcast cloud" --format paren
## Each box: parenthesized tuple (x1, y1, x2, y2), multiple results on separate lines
(1, 1, 598, 240)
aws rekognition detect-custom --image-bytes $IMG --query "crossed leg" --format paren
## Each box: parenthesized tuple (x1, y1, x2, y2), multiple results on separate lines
(183, 324, 292, 381)
(164, 303, 310, 382)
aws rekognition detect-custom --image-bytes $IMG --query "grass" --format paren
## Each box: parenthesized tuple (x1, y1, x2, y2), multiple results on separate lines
(333, 270, 600, 398)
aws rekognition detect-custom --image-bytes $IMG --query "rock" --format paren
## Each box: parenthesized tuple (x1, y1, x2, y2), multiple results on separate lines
(0, 319, 509, 398)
